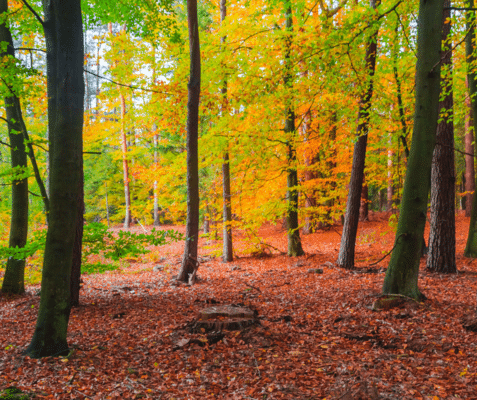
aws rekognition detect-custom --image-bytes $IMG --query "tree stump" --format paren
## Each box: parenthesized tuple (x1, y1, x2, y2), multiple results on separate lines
(191, 305, 256, 332)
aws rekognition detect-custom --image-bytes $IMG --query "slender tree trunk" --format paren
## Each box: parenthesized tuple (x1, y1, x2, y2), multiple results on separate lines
(220, 0, 233, 262)
(337, 0, 379, 269)
(382, 0, 445, 299)
(427, 0, 456, 274)
(359, 179, 369, 221)
(387, 134, 394, 211)
(26, 0, 84, 358)
(153, 133, 160, 226)
(177, 0, 201, 283)
(464, 0, 477, 257)
(465, 76, 475, 217)
(284, 3, 304, 257)
(0, 0, 28, 294)
(120, 93, 131, 228)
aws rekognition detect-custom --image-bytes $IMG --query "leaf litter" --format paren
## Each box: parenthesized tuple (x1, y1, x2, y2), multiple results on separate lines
(1, 211, 477, 399)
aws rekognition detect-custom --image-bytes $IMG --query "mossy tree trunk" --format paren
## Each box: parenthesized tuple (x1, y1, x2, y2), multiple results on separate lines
(284, 2, 304, 257)
(337, 0, 379, 269)
(177, 0, 201, 282)
(0, 0, 28, 295)
(25, 0, 84, 358)
(221, 0, 233, 263)
(427, 0, 456, 274)
(382, 0, 445, 299)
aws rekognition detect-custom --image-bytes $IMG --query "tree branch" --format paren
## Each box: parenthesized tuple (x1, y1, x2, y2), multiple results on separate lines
(84, 68, 176, 96)
(20, 0, 44, 26)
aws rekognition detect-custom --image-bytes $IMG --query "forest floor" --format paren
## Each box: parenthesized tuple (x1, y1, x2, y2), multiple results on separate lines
(1, 211, 477, 399)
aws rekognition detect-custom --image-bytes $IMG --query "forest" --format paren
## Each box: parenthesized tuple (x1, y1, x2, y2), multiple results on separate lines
(1, 0, 477, 398)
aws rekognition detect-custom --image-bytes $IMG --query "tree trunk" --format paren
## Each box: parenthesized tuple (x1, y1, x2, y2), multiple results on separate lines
(153, 133, 160, 226)
(221, 0, 233, 262)
(427, 0, 456, 274)
(120, 93, 131, 228)
(177, 0, 201, 283)
(337, 0, 379, 269)
(382, 0, 445, 299)
(359, 179, 369, 221)
(465, 76, 475, 217)
(284, 3, 304, 257)
(464, 0, 477, 257)
(387, 134, 394, 211)
(0, 0, 28, 295)
(26, 0, 84, 358)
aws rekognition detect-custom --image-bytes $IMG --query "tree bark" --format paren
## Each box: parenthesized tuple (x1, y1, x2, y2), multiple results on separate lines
(337, 0, 379, 269)
(465, 76, 475, 217)
(153, 133, 160, 226)
(221, 0, 233, 262)
(464, 0, 477, 257)
(177, 0, 201, 283)
(26, 0, 84, 358)
(382, 0, 445, 299)
(284, 3, 304, 257)
(427, 0, 456, 274)
(120, 92, 131, 228)
(0, 0, 28, 295)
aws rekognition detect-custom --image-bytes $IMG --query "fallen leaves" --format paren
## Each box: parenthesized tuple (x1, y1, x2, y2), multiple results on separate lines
(1, 212, 477, 399)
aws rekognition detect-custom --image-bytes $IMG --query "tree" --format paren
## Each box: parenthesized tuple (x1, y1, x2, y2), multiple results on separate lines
(426, 0, 456, 274)
(221, 0, 233, 263)
(177, 0, 201, 283)
(337, 0, 379, 269)
(25, 0, 84, 357)
(382, 0, 445, 299)
(0, 0, 28, 295)
(464, 0, 477, 257)
(284, 1, 304, 257)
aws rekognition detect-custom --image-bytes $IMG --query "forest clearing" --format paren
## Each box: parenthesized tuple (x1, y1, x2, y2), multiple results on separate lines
(1, 212, 476, 400)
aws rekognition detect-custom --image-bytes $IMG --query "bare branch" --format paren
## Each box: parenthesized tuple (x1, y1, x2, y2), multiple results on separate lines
(20, 0, 44, 26)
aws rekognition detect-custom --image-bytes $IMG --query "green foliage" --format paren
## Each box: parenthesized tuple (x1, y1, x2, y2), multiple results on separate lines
(83, 222, 183, 260)
(82, 261, 121, 275)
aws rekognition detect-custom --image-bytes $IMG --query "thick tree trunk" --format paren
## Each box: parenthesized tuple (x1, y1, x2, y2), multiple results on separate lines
(26, 0, 84, 358)
(284, 3, 304, 257)
(465, 77, 475, 217)
(337, 0, 379, 269)
(221, 0, 233, 262)
(0, 0, 28, 294)
(383, 0, 445, 299)
(427, 0, 456, 274)
(177, 0, 201, 283)
(464, 0, 477, 257)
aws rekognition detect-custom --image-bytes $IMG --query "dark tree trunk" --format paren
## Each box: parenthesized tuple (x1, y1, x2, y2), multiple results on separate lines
(427, 0, 456, 274)
(0, 0, 28, 295)
(359, 180, 369, 221)
(284, 3, 304, 257)
(221, 0, 233, 262)
(464, 0, 477, 257)
(177, 0, 201, 283)
(465, 77, 475, 217)
(337, 0, 379, 269)
(383, 0, 445, 299)
(26, 0, 84, 358)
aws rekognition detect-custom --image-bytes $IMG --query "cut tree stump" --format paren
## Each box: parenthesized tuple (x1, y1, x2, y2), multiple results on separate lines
(191, 305, 256, 332)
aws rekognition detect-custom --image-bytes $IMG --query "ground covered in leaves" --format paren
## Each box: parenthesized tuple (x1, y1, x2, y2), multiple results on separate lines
(1, 211, 477, 399)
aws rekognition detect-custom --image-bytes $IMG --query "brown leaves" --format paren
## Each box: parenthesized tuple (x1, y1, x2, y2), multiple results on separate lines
(1, 213, 477, 398)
